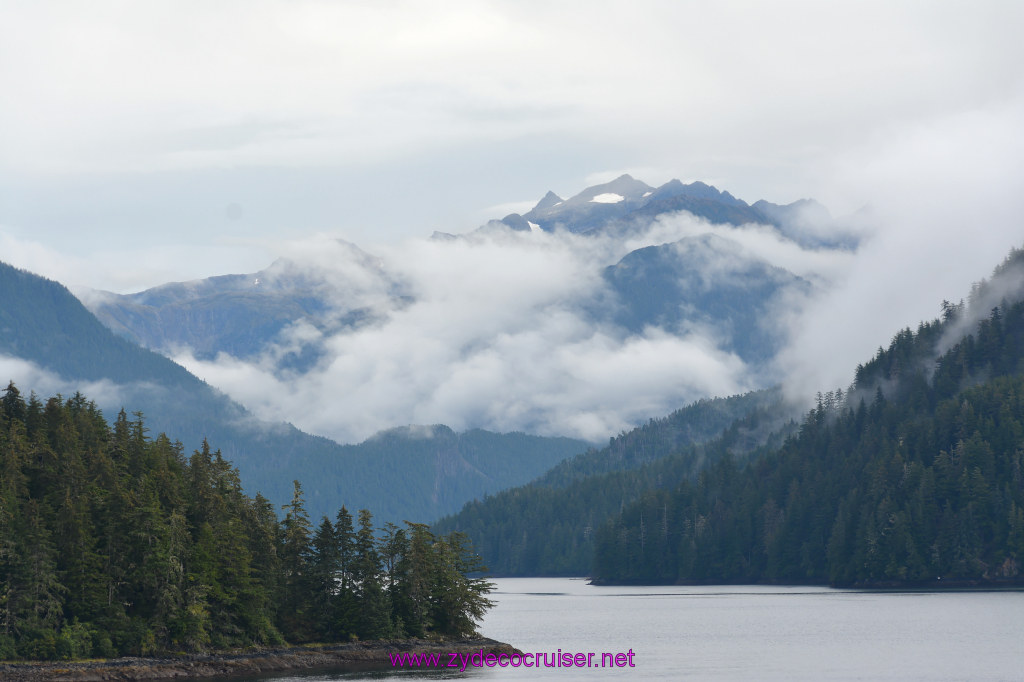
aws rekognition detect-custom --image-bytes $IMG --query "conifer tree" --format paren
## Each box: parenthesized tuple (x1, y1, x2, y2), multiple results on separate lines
(332, 506, 358, 640)
(278, 481, 313, 640)
(352, 509, 390, 639)
(310, 516, 340, 639)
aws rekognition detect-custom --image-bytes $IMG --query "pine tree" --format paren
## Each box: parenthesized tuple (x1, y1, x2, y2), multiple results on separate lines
(310, 516, 340, 640)
(429, 532, 494, 637)
(332, 506, 358, 640)
(352, 510, 389, 639)
(278, 481, 313, 641)
(11, 499, 66, 657)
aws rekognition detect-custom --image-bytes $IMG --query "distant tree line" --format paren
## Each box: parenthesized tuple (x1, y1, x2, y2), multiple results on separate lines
(0, 383, 492, 660)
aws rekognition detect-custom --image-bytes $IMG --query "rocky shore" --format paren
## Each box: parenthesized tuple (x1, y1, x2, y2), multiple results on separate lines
(0, 637, 517, 681)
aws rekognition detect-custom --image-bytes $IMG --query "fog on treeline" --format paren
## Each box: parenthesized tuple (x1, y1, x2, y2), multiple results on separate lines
(0, 386, 493, 661)
(592, 249, 1024, 586)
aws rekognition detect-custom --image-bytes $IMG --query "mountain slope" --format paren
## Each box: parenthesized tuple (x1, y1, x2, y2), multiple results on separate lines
(593, 247, 1024, 586)
(602, 234, 811, 364)
(433, 388, 795, 575)
(304, 426, 586, 525)
(518, 174, 655, 234)
(0, 262, 195, 388)
(87, 243, 405, 371)
(0, 261, 586, 523)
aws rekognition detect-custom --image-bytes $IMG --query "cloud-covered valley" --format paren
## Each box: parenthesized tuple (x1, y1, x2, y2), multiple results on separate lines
(162, 214, 845, 444)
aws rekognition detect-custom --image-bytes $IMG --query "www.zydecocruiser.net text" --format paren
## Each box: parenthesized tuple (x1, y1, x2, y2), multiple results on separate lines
(390, 648, 637, 671)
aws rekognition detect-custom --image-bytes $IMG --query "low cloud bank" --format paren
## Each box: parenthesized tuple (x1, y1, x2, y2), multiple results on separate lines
(777, 98, 1024, 401)
(0, 355, 128, 409)
(175, 217, 838, 444)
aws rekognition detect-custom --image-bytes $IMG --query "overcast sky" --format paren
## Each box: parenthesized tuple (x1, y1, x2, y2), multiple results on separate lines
(2, 1, 1021, 290)
(3, 1, 1024, 440)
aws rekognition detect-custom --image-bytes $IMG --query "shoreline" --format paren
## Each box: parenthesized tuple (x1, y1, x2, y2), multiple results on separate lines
(0, 637, 517, 681)
(587, 577, 1024, 589)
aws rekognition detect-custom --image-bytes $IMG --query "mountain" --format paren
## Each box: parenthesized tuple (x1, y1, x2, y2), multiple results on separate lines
(592, 247, 1024, 586)
(489, 174, 857, 248)
(602, 233, 811, 365)
(82, 175, 845, 440)
(0, 260, 586, 524)
(304, 426, 586, 525)
(433, 388, 796, 575)
(515, 174, 656, 234)
(87, 242, 407, 372)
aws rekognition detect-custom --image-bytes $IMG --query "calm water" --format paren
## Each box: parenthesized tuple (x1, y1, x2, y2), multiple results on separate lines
(231, 577, 1024, 681)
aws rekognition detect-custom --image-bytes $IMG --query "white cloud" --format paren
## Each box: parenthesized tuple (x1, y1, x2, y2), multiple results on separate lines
(630, 212, 857, 285)
(3, 1, 1020, 191)
(478, 200, 540, 220)
(0, 355, 127, 409)
(170, 217, 838, 443)
(777, 96, 1024, 400)
(0, 228, 274, 294)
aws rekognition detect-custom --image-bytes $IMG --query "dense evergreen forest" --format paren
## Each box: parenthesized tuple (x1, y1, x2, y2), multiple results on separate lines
(434, 389, 796, 575)
(0, 386, 492, 661)
(593, 249, 1024, 586)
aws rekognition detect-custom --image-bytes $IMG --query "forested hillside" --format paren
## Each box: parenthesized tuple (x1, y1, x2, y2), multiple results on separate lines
(593, 249, 1024, 586)
(0, 263, 197, 389)
(0, 260, 586, 524)
(434, 389, 795, 575)
(0, 386, 492, 660)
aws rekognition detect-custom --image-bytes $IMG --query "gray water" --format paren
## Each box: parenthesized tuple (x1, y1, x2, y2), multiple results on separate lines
(239, 577, 1024, 681)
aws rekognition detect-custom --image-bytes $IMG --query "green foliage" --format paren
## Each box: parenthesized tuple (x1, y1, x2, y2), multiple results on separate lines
(435, 388, 794, 575)
(0, 389, 493, 660)
(593, 250, 1024, 586)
